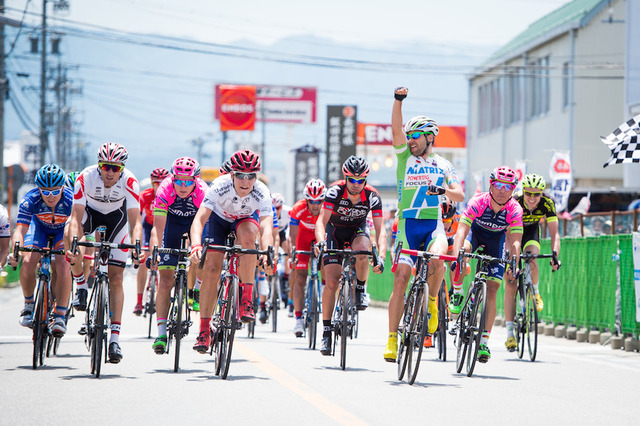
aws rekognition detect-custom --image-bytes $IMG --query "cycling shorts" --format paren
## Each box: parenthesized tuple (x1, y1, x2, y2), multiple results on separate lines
(294, 228, 316, 270)
(24, 222, 65, 250)
(158, 216, 193, 270)
(142, 221, 152, 248)
(322, 221, 370, 266)
(205, 211, 259, 246)
(466, 227, 506, 281)
(522, 224, 541, 251)
(396, 218, 446, 268)
(82, 205, 130, 267)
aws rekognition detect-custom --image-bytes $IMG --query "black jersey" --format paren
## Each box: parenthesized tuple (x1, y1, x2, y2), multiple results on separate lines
(516, 193, 558, 228)
(322, 181, 383, 227)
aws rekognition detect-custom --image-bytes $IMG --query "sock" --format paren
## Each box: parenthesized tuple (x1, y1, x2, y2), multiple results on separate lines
(356, 279, 366, 293)
(194, 277, 202, 291)
(55, 305, 67, 320)
(506, 321, 515, 338)
(200, 317, 211, 334)
(295, 311, 302, 319)
(388, 331, 397, 340)
(323, 319, 331, 336)
(109, 322, 121, 344)
(260, 301, 266, 309)
(533, 282, 539, 294)
(480, 330, 490, 346)
(73, 272, 87, 290)
(452, 280, 463, 294)
(157, 318, 167, 337)
(428, 295, 437, 307)
(24, 295, 35, 304)
(137, 293, 143, 305)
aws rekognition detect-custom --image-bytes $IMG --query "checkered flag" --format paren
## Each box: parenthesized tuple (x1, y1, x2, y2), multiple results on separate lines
(601, 114, 640, 167)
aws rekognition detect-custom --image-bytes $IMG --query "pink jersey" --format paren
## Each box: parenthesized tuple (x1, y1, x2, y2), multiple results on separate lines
(153, 176, 208, 219)
(460, 192, 523, 234)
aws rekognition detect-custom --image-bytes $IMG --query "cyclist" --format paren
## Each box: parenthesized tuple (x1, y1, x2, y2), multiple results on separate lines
(384, 87, 464, 362)
(256, 195, 281, 323)
(189, 149, 275, 353)
(449, 166, 523, 363)
(9, 164, 73, 337)
(66, 142, 142, 363)
(149, 157, 208, 354)
(272, 192, 293, 316)
(134, 167, 169, 316)
(289, 179, 326, 337)
(504, 173, 561, 351)
(314, 156, 386, 356)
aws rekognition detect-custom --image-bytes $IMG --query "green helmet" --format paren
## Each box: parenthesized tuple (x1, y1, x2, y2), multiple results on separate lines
(522, 173, 546, 190)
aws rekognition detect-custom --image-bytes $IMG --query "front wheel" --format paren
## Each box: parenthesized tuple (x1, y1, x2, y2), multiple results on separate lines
(173, 273, 187, 373)
(436, 281, 448, 361)
(465, 282, 486, 377)
(407, 284, 428, 385)
(220, 278, 238, 380)
(146, 272, 157, 339)
(32, 279, 47, 369)
(525, 283, 539, 361)
(270, 275, 280, 333)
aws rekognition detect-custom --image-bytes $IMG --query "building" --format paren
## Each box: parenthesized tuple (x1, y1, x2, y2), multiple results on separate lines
(467, 0, 638, 204)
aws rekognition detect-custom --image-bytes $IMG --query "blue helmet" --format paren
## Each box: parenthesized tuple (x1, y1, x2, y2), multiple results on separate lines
(35, 164, 66, 188)
(65, 171, 80, 189)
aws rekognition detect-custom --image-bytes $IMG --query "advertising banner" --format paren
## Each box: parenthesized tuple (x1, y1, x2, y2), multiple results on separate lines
(633, 232, 640, 322)
(326, 106, 357, 184)
(549, 151, 572, 212)
(218, 85, 256, 131)
(293, 145, 321, 202)
(356, 123, 466, 148)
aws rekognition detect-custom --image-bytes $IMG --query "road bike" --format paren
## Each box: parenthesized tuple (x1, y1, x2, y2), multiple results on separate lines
(142, 248, 158, 339)
(435, 279, 451, 362)
(200, 233, 274, 379)
(513, 251, 559, 361)
(451, 248, 510, 377)
(13, 235, 65, 369)
(72, 227, 139, 378)
(391, 243, 456, 384)
(153, 233, 192, 372)
(292, 248, 322, 349)
(325, 246, 378, 371)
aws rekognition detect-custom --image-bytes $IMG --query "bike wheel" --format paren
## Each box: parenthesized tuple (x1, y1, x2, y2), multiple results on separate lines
(397, 290, 413, 380)
(339, 282, 349, 370)
(270, 276, 280, 333)
(220, 278, 238, 380)
(147, 273, 157, 339)
(455, 299, 469, 374)
(437, 282, 448, 362)
(309, 277, 319, 350)
(466, 282, 486, 377)
(213, 280, 226, 376)
(516, 281, 526, 359)
(174, 273, 186, 372)
(525, 283, 539, 361)
(32, 279, 47, 369)
(93, 277, 107, 378)
(407, 284, 428, 385)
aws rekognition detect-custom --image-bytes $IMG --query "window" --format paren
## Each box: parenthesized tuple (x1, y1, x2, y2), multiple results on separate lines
(477, 78, 502, 134)
(562, 62, 570, 108)
(505, 69, 521, 125)
(526, 56, 550, 118)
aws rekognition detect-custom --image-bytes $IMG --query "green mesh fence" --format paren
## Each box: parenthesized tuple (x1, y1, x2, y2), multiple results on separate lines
(367, 235, 640, 335)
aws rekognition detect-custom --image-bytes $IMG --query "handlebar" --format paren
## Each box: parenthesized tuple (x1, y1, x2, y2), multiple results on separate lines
(198, 239, 275, 270)
(71, 236, 141, 268)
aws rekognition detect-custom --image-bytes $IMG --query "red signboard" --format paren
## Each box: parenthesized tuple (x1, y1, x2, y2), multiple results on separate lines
(218, 85, 256, 131)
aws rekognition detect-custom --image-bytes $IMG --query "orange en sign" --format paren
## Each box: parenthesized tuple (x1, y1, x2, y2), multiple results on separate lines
(219, 85, 256, 131)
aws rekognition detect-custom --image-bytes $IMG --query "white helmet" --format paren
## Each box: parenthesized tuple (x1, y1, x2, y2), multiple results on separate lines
(403, 116, 439, 136)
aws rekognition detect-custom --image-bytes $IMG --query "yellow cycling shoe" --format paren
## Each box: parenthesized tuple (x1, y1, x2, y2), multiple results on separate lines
(428, 301, 438, 334)
(505, 336, 517, 352)
(535, 294, 544, 312)
(383, 334, 398, 363)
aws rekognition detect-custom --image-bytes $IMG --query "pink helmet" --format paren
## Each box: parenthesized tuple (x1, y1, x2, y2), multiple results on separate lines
(229, 149, 261, 173)
(98, 142, 128, 164)
(304, 179, 326, 201)
(150, 167, 169, 182)
(171, 157, 200, 178)
(490, 166, 518, 185)
(271, 193, 284, 208)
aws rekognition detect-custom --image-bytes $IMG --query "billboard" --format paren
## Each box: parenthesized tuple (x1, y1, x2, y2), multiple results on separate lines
(293, 145, 321, 202)
(326, 105, 357, 183)
(356, 123, 466, 148)
(218, 85, 256, 131)
(215, 85, 317, 124)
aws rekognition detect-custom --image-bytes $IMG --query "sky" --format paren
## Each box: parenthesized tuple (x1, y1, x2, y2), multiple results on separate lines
(4, 0, 576, 194)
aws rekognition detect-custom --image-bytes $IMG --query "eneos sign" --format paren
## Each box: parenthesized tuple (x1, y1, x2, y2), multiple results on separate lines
(218, 85, 256, 131)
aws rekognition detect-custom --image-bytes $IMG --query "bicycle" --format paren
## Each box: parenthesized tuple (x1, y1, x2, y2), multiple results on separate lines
(513, 251, 559, 362)
(324, 246, 378, 371)
(48, 292, 74, 357)
(142, 249, 158, 339)
(451, 248, 511, 377)
(13, 235, 65, 369)
(152, 234, 192, 372)
(391, 243, 456, 384)
(71, 227, 139, 378)
(200, 233, 274, 379)
(292, 248, 322, 349)
(435, 279, 451, 362)
(266, 250, 286, 333)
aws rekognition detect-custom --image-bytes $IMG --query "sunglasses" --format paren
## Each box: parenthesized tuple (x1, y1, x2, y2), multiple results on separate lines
(347, 177, 366, 185)
(40, 188, 62, 196)
(524, 191, 542, 198)
(492, 181, 515, 191)
(234, 172, 257, 180)
(98, 162, 125, 173)
(308, 200, 323, 205)
(406, 131, 434, 141)
(174, 179, 195, 187)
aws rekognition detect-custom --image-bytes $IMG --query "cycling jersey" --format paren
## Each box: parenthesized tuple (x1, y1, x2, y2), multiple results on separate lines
(322, 181, 382, 227)
(17, 187, 73, 230)
(460, 193, 523, 235)
(154, 176, 207, 225)
(139, 187, 156, 226)
(289, 199, 321, 270)
(516, 193, 558, 228)
(394, 146, 459, 220)
(277, 206, 291, 232)
(201, 174, 272, 223)
(74, 165, 140, 214)
(0, 205, 9, 238)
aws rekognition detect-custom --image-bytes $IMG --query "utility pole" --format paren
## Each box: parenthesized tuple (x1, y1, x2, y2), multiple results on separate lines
(39, 0, 48, 165)
(0, 0, 6, 203)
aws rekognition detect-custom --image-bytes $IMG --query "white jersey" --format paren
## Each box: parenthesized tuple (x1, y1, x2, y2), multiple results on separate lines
(277, 205, 291, 232)
(0, 204, 9, 238)
(202, 174, 272, 223)
(74, 165, 140, 214)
